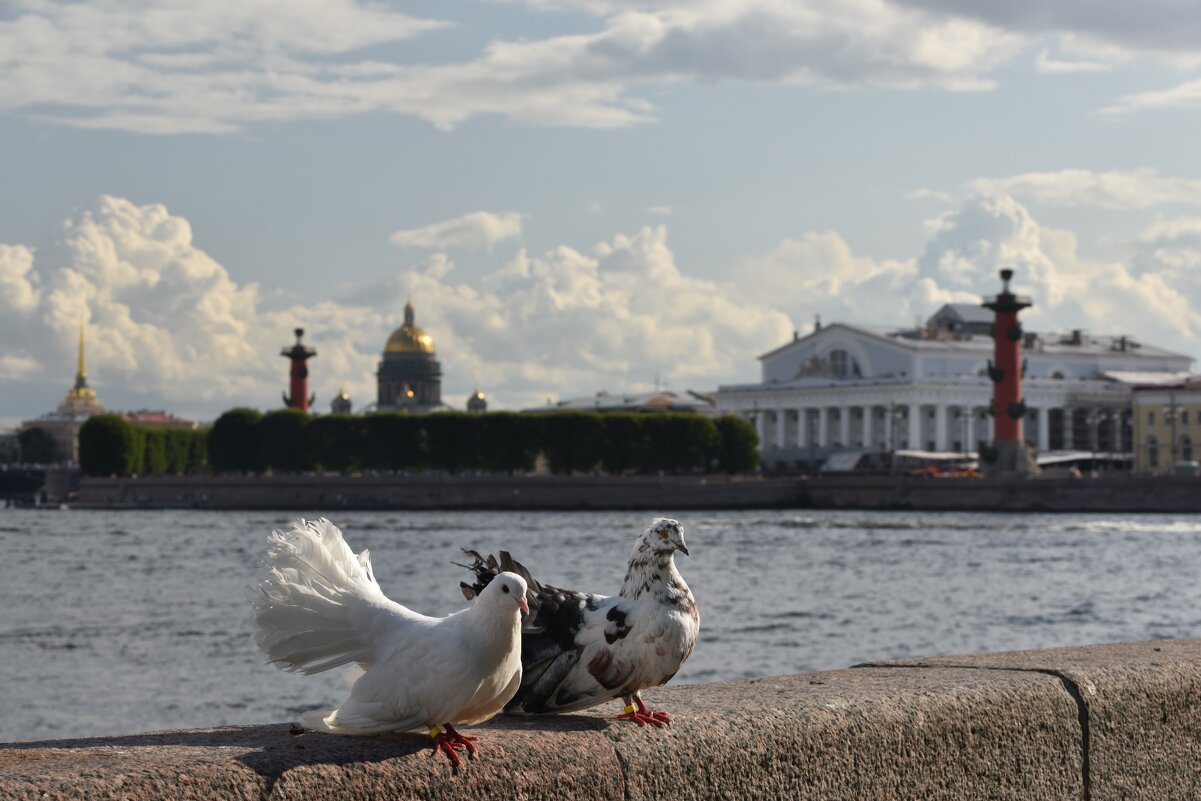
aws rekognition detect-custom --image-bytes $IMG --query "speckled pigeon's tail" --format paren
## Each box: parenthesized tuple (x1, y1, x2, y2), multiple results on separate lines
(456, 548, 541, 615)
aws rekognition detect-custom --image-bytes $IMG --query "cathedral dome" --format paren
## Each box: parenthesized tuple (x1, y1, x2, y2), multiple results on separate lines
(385, 302, 435, 354)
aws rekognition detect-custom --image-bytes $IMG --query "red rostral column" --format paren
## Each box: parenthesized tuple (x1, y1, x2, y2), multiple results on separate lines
(281, 328, 316, 412)
(982, 269, 1032, 442)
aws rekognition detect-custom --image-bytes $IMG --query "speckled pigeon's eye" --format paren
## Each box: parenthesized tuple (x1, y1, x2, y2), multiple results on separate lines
(658, 530, 670, 539)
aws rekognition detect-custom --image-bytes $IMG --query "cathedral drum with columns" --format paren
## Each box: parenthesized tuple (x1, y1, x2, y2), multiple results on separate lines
(376, 302, 444, 412)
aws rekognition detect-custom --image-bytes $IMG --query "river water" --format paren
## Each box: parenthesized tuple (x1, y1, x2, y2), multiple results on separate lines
(2, 507, 1199, 742)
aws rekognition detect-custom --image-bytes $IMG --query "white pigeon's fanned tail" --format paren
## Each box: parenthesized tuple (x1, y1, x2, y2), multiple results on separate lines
(253, 518, 384, 675)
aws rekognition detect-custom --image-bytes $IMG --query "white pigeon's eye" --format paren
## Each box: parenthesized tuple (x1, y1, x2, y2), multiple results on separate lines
(501, 585, 510, 593)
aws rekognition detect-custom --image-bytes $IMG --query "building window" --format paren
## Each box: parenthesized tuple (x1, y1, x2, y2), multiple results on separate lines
(1148, 437, 1159, 469)
(1148, 411, 1156, 426)
(827, 349, 862, 379)
(829, 349, 847, 377)
(1051, 370, 1065, 379)
(1183, 410, 1191, 426)
(1184, 436, 1194, 462)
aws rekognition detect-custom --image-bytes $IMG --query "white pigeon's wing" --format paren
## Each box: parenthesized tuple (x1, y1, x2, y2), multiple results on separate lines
(312, 616, 482, 733)
(454, 662, 523, 725)
(253, 518, 434, 675)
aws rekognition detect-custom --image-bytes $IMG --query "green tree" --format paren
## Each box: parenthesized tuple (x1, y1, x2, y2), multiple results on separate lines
(714, 414, 760, 473)
(78, 415, 137, 475)
(363, 414, 427, 472)
(258, 409, 314, 473)
(540, 412, 606, 474)
(479, 413, 540, 474)
(187, 428, 209, 473)
(142, 428, 169, 475)
(209, 408, 263, 473)
(641, 413, 719, 473)
(424, 412, 482, 474)
(159, 428, 206, 474)
(600, 413, 646, 474)
(18, 426, 62, 465)
(310, 415, 364, 473)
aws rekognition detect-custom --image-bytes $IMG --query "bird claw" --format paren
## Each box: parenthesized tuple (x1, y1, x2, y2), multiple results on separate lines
(425, 725, 475, 768)
(444, 724, 479, 757)
(614, 706, 673, 728)
(430, 734, 464, 768)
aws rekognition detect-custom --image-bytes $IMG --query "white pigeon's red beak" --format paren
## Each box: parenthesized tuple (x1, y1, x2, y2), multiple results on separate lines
(517, 595, 530, 616)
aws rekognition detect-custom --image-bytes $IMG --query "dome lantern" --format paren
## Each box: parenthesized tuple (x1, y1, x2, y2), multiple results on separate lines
(385, 302, 435, 354)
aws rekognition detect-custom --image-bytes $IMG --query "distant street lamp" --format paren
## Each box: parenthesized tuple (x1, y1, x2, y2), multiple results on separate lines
(888, 402, 905, 475)
(1163, 391, 1181, 468)
(807, 411, 817, 473)
(1085, 409, 1103, 475)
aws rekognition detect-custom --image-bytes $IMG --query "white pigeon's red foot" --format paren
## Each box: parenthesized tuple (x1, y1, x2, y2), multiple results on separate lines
(615, 696, 673, 728)
(428, 725, 470, 768)
(443, 724, 479, 757)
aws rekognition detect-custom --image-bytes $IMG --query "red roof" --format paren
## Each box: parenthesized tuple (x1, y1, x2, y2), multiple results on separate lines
(119, 410, 196, 426)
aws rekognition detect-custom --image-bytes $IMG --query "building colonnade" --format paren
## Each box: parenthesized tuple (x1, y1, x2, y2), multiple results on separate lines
(747, 400, 1132, 456)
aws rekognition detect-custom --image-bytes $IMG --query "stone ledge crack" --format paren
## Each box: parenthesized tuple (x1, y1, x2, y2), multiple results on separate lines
(855, 663, 1091, 801)
(608, 735, 633, 801)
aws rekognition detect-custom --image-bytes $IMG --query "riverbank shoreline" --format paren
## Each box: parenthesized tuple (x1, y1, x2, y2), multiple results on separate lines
(72, 472, 1201, 512)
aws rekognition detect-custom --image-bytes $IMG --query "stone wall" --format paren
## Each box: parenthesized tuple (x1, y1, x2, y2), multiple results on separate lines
(75, 472, 1201, 512)
(3, 639, 1199, 800)
(802, 474, 1201, 512)
(74, 473, 803, 510)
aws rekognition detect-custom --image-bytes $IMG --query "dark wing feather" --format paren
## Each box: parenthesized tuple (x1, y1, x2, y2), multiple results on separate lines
(456, 547, 606, 713)
(509, 584, 608, 713)
(457, 548, 546, 626)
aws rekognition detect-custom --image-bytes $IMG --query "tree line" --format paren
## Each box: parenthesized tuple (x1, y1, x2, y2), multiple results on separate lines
(78, 409, 759, 477)
(78, 415, 208, 476)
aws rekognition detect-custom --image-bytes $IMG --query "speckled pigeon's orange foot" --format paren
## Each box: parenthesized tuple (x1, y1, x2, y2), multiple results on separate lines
(615, 705, 672, 728)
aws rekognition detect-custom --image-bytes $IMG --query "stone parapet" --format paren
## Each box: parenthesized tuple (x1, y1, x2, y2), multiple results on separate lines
(3, 639, 1199, 800)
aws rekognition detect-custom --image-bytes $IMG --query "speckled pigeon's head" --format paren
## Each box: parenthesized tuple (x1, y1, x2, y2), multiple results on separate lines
(641, 517, 688, 556)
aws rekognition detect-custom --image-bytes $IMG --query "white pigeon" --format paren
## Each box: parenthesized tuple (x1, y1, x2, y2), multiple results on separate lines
(459, 517, 698, 727)
(252, 518, 529, 766)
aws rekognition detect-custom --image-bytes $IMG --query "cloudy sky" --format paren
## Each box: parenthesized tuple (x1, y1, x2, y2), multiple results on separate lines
(5, 0, 1201, 424)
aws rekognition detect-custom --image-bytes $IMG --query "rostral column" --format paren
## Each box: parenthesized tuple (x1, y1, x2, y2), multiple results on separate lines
(281, 328, 316, 412)
(982, 269, 1039, 476)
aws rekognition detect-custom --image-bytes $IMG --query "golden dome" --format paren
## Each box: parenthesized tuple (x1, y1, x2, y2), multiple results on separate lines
(66, 385, 98, 402)
(385, 302, 435, 354)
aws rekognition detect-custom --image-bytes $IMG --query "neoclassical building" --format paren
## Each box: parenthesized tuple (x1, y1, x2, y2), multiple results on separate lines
(376, 302, 445, 412)
(716, 304, 1193, 468)
(22, 326, 106, 463)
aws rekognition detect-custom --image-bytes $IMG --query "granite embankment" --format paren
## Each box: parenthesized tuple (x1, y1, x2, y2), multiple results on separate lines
(3, 639, 1199, 800)
(74, 473, 804, 510)
(76, 472, 1201, 512)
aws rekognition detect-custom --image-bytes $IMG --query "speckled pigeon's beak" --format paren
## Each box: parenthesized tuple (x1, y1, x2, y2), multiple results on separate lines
(676, 540, 689, 556)
(517, 595, 530, 615)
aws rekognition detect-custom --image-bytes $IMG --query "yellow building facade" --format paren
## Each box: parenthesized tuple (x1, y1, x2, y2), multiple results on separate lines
(1131, 380, 1201, 473)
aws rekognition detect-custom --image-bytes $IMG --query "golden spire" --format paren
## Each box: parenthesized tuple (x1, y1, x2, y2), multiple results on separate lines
(61, 320, 99, 408)
(77, 323, 87, 380)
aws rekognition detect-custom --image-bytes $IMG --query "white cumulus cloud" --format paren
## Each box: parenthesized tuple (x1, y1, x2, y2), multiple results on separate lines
(972, 169, 1201, 209)
(390, 212, 525, 251)
(1101, 79, 1201, 116)
(1, 197, 792, 415)
(8, 193, 1201, 421)
(0, 0, 1025, 135)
